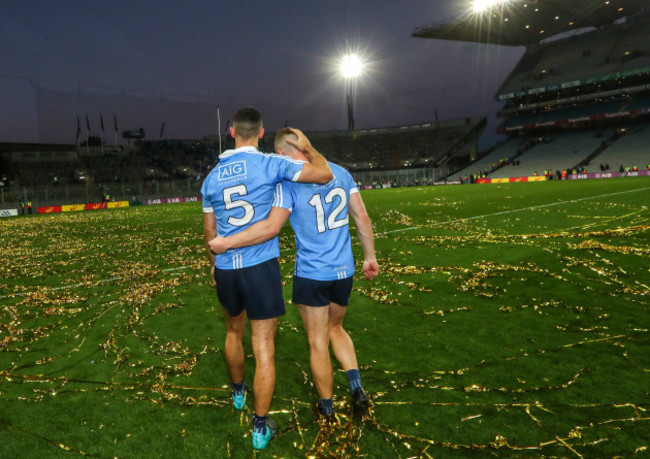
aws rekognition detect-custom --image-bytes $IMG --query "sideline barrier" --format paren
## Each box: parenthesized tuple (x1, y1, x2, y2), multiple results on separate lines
(107, 201, 129, 208)
(476, 176, 549, 184)
(37, 201, 130, 214)
(0, 209, 19, 217)
(143, 196, 200, 205)
(568, 171, 650, 180)
(37, 205, 63, 214)
(34, 196, 201, 215)
(433, 180, 461, 186)
(474, 171, 650, 184)
(62, 204, 85, 212)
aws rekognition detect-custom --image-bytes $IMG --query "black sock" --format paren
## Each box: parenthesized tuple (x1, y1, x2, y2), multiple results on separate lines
(347, 369, 363, 395)
(253, 413, 267, 434)
(320, 398, 333, 415)
(232, 381, 245, 394)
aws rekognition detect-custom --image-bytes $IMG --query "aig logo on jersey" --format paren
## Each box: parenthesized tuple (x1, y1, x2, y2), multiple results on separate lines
(218, 161, 247, 181)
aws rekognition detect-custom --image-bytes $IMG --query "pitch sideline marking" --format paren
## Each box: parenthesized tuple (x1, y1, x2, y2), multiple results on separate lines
(375, 185, 650, 236)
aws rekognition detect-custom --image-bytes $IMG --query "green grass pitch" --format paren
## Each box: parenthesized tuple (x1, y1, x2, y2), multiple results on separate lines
(1, 177, 649, 458)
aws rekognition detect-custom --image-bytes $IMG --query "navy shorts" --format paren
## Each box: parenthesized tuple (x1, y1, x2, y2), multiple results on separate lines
(214, 258, 286, 320)
(292, 275, 354, 307)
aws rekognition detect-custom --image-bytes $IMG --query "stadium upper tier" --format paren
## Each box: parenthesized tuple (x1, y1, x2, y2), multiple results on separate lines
(498, 98, 643, 133)
(412, 0, 649, 47)
(497, 16, 650, 101)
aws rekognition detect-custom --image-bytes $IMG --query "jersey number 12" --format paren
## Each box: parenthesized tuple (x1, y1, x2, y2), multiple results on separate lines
(308, 188, 348, 233)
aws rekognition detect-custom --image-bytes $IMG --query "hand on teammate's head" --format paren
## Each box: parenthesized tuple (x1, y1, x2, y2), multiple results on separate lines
(285, 128, 311, 151)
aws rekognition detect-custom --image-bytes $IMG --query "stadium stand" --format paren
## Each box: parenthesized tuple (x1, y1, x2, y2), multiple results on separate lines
(0, 117, 485, 207)
(415, 0, 650, 182)
(453, 136, 530, 181)
(3, 1, 650, 210)
(488, 130, 604, 178)
(592, 126, 650, 169)
(304, 118, 485, 173)
(496, 20, 650, 98)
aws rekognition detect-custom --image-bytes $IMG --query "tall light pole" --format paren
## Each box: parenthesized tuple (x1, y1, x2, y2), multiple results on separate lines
(346, 87, 355, 131)
(340, 53, 363, 131)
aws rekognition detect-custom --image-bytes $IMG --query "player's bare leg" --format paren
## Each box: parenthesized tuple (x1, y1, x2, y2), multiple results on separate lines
(223, 309, 247, 385)
(299, 304, 333, 400)
(328, 302, 369, 416)
(250, 317, 278, 416)
(328, 302, 357, 371)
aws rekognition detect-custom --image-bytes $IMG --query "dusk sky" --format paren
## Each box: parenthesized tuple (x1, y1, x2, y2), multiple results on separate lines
(0, 1, 524, 148)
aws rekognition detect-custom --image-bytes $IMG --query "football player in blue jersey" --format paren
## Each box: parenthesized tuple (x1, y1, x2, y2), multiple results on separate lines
(202, 109, 333, 450)
(209, 127, 378, 422)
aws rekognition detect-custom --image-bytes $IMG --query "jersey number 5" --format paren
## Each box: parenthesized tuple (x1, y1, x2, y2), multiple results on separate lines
(308, 188, 349, 233)
(223, 184, 254, 226)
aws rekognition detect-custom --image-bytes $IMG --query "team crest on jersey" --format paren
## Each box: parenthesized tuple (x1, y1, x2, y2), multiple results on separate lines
(218, 161, 247, 181)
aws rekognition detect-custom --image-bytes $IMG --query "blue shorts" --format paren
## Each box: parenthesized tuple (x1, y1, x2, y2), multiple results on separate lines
(214, 258, 285, 320)
(292, 275, 354, 307)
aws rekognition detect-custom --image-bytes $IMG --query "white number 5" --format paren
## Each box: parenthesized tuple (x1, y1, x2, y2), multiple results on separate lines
(223, 184, 254, 227)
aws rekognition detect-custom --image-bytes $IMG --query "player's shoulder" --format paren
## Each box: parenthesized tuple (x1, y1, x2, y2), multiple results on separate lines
(220, 146, 281, 161)
(202, 163, 221, 183)
(263, 152, 304, 165)
(328, 161, 349, 174)
(329, 162, 354, 182)
(234, 147, 301, 164)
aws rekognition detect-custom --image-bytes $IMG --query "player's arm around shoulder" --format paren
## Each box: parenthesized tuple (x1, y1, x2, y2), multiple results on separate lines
(349, 191, 379, 280)
(288, 128, 333, 184)
(208, 207, 291, 254)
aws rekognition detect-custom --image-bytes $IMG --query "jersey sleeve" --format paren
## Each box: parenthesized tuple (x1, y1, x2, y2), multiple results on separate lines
(271, 180, 294, 211)
(343, 168, 359, 195)
(200, 175, 214, 213)
(270, 154, 305, 183)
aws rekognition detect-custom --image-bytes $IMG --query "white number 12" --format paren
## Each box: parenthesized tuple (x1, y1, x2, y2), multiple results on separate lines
(308, 188, 348, 234)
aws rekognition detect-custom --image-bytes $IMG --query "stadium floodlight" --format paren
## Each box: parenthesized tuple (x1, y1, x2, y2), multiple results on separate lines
(340, 53, 365, 130)
(472, 0, 508, 13)
(340, 53, 364, 79)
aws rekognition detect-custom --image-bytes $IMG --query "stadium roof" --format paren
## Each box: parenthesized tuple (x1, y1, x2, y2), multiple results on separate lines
(412, 0, 650, 47)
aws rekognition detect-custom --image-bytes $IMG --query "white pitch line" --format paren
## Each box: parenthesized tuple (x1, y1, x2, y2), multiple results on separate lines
(3, 185, 648, 299)
(376, 185, 650, 236)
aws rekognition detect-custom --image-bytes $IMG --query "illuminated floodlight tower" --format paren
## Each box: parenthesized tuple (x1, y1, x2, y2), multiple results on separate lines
(340, 53, 364, 131)
(472, 0, 509, 13)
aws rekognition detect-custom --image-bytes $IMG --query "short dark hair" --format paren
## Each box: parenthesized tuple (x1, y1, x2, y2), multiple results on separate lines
(232, 107, 263, 140)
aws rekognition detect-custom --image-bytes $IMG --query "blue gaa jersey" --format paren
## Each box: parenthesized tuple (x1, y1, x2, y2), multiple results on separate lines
(202, 146, 304, 270)
(278, 162, 357, 281)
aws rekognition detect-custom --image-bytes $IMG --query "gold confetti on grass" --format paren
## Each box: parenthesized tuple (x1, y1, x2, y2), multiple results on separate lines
(0, 189, 648, 457)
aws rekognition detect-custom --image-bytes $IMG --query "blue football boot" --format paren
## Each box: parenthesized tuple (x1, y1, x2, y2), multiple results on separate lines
(252, 418, 277, 450)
